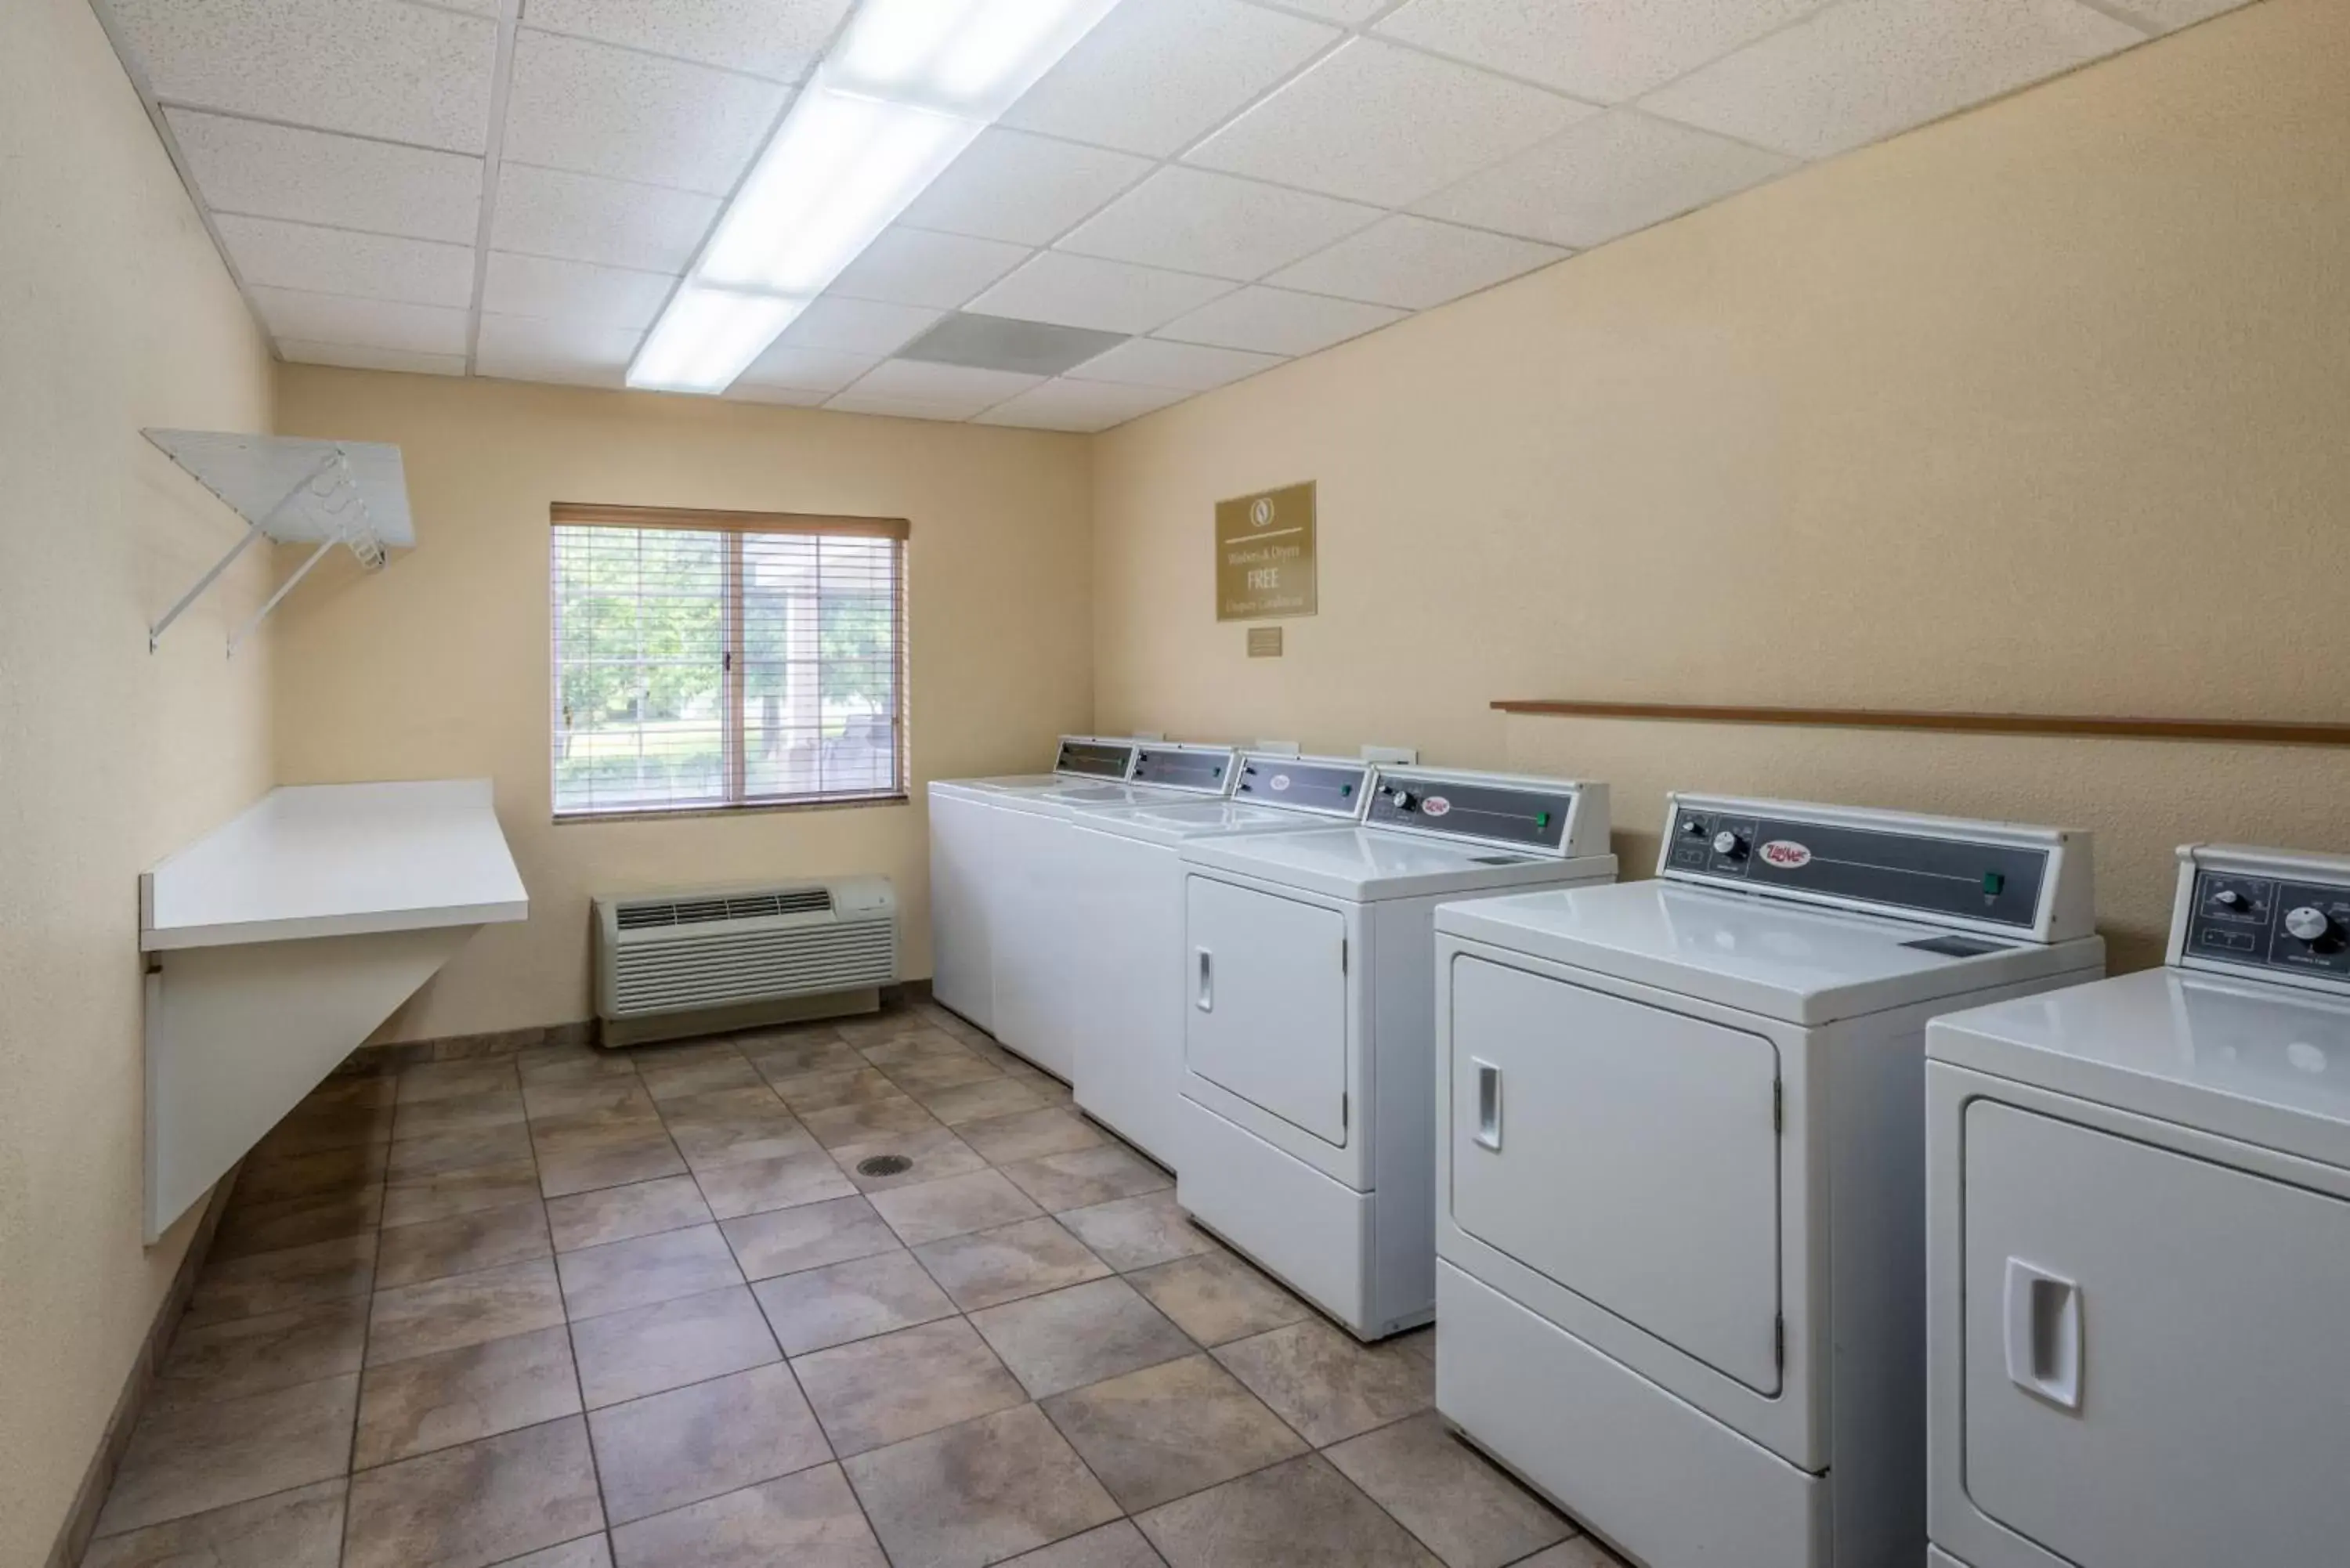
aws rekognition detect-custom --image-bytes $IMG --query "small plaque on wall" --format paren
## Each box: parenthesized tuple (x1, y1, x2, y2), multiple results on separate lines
(1247, 627, 1283, 658)
(1216, 482, 1317, 622)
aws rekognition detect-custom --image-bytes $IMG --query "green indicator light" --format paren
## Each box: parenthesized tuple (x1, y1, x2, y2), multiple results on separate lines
(1538, 812, 1552, 828)
(1342, 784, 1353, 794)
(1983, 872, 2005, 895)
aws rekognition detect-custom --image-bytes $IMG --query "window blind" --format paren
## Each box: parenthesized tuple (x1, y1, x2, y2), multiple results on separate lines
(549, 505, 908, 818)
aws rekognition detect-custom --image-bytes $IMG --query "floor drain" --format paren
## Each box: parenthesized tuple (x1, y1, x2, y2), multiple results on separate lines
(856, 1154, 913, 1177)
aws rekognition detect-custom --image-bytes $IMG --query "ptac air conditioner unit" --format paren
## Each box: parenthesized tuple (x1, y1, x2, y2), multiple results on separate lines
(592, 876, 897, 1047)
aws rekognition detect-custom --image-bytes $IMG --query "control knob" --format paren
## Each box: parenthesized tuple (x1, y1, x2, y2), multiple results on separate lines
(2212, 889, 2245, 910)
(1712, 830, 1748, 860)
(2284, 906, 2335, 944)
(1683, 818, 1709, 837)
(1389, 789, 1415, 812)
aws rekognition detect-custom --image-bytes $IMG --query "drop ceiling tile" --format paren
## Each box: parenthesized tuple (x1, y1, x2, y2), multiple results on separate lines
(737, 343, 881, 394)
(725, 382, 833, 407)
(475, 313, 643, 387)
(105, 0, 497, 153)
(977, 379, 1188, 433)
(774, 298, 945, 356)
(214, 215, 477, 309)
(503, 29, 789, 195)
(492, 164, 720, 273)
(277, 341, 468, 377)
(1265, 214, 1566, 308)
(1068, 338, 1286, 392)
(248, 287, 471, 356)
(841, 359, 1045, 418)
(821, 391, 984, 423)
(967, 253, 1233, 336)
(828, 228, 1033, 310)
(482, 252, 676, 329)
(1376, 0, 1830, 104)
(1187, 37, 1597, 208)
(164, 111, 483, 244)
(1059, 167, 1382, 282)
(1003, 0, 1341, 157)
(1153, 285, 1405, 356)
(520, 0, 851, 81)
(2094, 0, 2251, 27)
(1260, 0, 1391, 23)
(899, 128, 1155, 247)
(1640, 0, 2144, 160)
(1415, 109, 1791, 249)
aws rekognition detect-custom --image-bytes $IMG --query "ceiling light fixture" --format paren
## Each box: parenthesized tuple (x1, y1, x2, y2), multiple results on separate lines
(629, 0, 1125, 396)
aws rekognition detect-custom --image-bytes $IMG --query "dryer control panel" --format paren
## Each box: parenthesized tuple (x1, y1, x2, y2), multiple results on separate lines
(1130, 744, 1238, 795)
(1054, 737, 1137, 779)
(1229, 755, 1370, 819)
(2174, 846, 2350, 988)
(1364, 770, 1604, 858)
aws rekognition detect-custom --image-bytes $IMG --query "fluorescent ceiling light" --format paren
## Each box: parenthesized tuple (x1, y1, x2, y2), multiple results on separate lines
(628, 0, 1125, 396)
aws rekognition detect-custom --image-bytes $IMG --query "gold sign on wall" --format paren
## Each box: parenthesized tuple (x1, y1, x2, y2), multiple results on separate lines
(1216, 482, 1317, 622)
(1247, 627, 1284, 658)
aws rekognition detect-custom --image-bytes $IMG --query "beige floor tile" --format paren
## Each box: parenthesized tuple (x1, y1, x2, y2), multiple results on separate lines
(1212, 1320, 1434, 1447)
(998, 1520, 1163, 1567)
(557, 1223, 743, 1320)
(661, 1087, 819, 1172)
(842, 1403, 1120, 1568)
(588, 1362, 831, 1524)
(382, 1160, 544, 1228)
(1137, 1453, 1441, 1567)
(856, 1030, 970, 1068)
(799, 1095, 943, 1151)
(355, 1324, 582, 1469)
(213, 1186, 384, 1259)
(624, 1039, 745, 1070)
(1324, 1411, 1571, 1568)
(515, 1040, 639, 1087)
(1040, 1353, 1307, 1513)
(744, 1038, 870, 1082)
(764, 1065, 900, 1114)
(753, 1251, 957, 1355)
(301, 1073, 400, 1112)
(835, 1011, 942, 1048)
(391, 1089, 528, 1142)
(637, 1052, 763, 1101)
(692, 1150, 859, 1220)
(524, 1077, 660, 1123)
(343, 1415, 603, 1568)
(868, 1169, 1043, 1247)
(792, 1318, 1025, 1457)
(954, 1107, 1105, 1166)
(832, 1125, 989, 1194)
(500, 1537, 613, 1568)
(375, 1200, 551, 1289)
(154, 1297, 368, 1408)
(1056, 1191, 1215, 1272)
(723, 1195, 902, 1281)
(1512, 1540, 1624, 1566)
(185, 1232, 377, 1325)
(367, 1259, 566, 1367)
(95, 1374, 359, 1536)
(732, 1019, 844, 1051)
(1127, 1252, 1312, 1346)
(914, 1217, 1112, 1312)
(607, 1463, 883, 1568)
(81, 1476, 345, 1568)
(880, 1052, 1003, 1096)
(547, 1174, 714, 1252)
(396, 1059, 520, 1104)
(1000, 1146, 1171, 1213)
(537, 1135, 689, 1199)
(233, 1140, 390, 1206)
(571, 1284, 780, 1409)
(251, 1103, 395, 1161)
(911, 1075, 1052, 1126)
(970, 1277, 1196, 1400)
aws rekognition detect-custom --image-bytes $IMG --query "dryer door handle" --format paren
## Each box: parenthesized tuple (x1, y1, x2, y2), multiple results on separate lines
(1195, 948, 1213, 1012)
(2004, 1257, 2083, 1411)
(1473, 1060, 1502, 1151)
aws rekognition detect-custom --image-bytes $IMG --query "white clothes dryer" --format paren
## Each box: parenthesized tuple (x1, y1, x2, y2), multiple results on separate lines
(1433, 795, 2104, 1568)
(1926, 843, 2350, 1568)
(1179, 769, 1617, 1340)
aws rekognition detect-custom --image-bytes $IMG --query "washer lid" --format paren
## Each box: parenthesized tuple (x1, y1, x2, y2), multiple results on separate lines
(1929, 967, 2350, 1169)
(1439, 880, 2105, 1026)
(1183, 826, 1616, 902)
(1073, 800, 1306, 845)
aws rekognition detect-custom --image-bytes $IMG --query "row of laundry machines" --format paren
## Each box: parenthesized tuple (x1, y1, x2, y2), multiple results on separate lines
(927, 735, 2350, 1568)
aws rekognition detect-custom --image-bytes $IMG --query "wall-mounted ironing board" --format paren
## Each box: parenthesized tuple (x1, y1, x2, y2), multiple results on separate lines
(139, 779, 527, 1241)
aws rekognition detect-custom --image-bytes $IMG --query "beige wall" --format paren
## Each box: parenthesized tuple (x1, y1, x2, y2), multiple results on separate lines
(0, 0, 278, 1558)
(1092, 0, 2350, 971)
(273, 369, 1094, 1042)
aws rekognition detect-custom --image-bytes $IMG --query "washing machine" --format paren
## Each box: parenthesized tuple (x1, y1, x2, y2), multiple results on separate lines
(1061, 753, 1376, 1169)
(1178, 768, 1616, 1340)
(928, 735, 1141, 1033)
(1433, 794, 2105, 1568)
(1925, 843, 2350, 1568)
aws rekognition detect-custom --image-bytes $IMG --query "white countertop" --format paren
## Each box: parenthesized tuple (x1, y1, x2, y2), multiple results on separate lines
(141, 779, 528, 951)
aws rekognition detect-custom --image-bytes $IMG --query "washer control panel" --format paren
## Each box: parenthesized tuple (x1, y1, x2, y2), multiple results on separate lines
(1364, 770, 1585, 854)
(1054, 738, 1138, 779)
(2183, 865, 2350, 981)
(1130, 744, 1238, 795)
(1230, 755, 1370, 819)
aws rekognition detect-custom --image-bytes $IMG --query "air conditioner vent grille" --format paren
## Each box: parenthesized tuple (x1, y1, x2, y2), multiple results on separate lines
(616, 887, 833, 929)
(609, 919, 895, 1015)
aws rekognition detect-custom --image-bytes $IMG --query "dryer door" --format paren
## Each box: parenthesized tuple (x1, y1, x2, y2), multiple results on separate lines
(1449, 955, 1783, 1393)
(1185, 873, 1350, 1147)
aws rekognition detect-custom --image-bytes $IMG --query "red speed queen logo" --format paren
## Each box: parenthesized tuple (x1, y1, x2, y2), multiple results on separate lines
(1420, 796, 1452, 818)
(1760, 840, 1813, 869)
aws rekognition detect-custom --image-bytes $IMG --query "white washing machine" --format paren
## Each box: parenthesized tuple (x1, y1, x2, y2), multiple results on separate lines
(1179, 768, 1617, 1340)
(1433, 795, 2105, 1568)
(1925, 843, 2350, 1568)
(928, 735, 1140, 1035)
(1062, 754, 1377, 1169)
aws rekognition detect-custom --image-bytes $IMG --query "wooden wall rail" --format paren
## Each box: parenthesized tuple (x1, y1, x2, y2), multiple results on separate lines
(1491, 699, 2350, 747)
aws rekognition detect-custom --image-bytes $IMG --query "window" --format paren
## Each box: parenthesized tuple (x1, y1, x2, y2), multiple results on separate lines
(550, 504, 907, 818)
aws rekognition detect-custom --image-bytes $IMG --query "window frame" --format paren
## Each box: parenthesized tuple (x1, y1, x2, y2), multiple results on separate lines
(548, 502, 910, 822)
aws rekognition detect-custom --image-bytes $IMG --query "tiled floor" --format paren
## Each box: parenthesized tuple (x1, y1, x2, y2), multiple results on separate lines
(83, 1002, 1628, 1568)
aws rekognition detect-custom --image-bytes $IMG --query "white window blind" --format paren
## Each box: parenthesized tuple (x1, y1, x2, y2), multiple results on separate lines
(550, 504, 908, 818)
